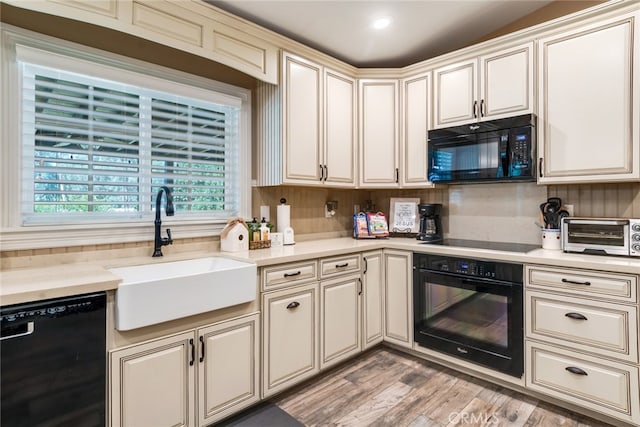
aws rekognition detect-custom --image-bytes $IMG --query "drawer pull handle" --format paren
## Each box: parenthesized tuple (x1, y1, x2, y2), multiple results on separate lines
(565, 312, 588, 321)
(286, 301, 300, 310)
(561, 278, 591, 286)
(335, 263, 349, 268)
(565, 366, 588, 376)
(284, 271, 302, 278)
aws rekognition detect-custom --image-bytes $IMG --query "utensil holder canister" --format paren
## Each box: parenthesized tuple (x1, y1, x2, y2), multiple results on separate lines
(541, 229, 561, 250)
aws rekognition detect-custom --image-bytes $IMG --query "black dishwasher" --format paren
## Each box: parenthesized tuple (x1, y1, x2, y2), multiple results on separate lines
(1, 292, 106, 427)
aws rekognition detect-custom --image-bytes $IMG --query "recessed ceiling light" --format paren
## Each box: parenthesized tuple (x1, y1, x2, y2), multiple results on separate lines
(372, 17, 391, 30)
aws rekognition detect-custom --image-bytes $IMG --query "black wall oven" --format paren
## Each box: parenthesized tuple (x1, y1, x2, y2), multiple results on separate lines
(413, 253, 524, 377)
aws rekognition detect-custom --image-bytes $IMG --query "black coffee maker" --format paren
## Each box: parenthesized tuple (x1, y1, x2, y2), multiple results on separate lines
(417, 203, 443, 242)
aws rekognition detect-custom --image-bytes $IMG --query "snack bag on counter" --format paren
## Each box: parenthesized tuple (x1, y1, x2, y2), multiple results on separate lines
(367, 212, 389, 237)
(353, 212, 375, 239)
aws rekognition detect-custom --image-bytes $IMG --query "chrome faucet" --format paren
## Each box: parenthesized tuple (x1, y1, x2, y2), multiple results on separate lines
(152, 186, 174, 257)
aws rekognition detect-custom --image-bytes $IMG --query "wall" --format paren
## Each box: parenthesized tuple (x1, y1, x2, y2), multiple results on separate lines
(475, 0, 606, 43)
(2, 1, 639, 266)
(253, 183, 640, 246)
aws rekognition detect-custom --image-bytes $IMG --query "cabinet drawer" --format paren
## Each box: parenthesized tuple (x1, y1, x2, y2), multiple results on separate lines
(319, 254, 361, 279)
(527, 342, 640, 423)
(527, 291, 638, 363)
(526, 265, 637, 302)
(262, 261, 318, 291)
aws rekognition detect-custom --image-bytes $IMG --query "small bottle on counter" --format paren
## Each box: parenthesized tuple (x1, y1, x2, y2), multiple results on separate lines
(260, 217, 270, 241)
(250, 217, 260, 241)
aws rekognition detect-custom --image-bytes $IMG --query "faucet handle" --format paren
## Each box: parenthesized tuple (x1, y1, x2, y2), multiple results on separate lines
(166, 228, 173, 244)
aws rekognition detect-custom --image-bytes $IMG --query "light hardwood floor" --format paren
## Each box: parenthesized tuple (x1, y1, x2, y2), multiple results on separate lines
(274, 346, 615, 427)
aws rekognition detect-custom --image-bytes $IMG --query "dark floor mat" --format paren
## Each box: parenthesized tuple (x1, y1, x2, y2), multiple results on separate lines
(215, 402, 304, 427)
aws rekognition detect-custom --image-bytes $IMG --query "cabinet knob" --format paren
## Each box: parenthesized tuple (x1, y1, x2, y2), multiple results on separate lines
(286, 301, 300, 310)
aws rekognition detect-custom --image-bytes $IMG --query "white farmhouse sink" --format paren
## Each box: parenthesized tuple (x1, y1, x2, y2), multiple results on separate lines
(110, 257, 256, 331)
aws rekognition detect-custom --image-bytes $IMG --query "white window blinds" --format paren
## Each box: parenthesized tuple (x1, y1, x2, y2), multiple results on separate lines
(19, 59, 241, 224)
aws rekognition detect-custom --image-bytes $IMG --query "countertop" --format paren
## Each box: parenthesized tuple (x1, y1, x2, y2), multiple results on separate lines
(2, 237, 639, 306)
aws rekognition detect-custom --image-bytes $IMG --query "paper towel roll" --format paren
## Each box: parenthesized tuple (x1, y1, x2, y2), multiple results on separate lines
(277, 204, 290, 232)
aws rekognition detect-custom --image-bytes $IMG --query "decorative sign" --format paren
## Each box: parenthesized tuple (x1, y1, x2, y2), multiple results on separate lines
(389, 198, 420, 234)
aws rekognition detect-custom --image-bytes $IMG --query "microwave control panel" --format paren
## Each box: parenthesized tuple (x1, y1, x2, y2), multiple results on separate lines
(631, 219, 640, 255)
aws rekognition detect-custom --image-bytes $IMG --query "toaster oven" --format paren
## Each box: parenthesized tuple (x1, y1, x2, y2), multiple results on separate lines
(561, 217, 640, 257)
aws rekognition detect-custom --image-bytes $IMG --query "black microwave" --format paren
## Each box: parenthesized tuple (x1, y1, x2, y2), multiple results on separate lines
(428, 114, 536, 184)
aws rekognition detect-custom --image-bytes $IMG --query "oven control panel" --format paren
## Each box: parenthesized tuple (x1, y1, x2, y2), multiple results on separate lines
(415, 253, 523, 283)
(433, 259, 496, 278)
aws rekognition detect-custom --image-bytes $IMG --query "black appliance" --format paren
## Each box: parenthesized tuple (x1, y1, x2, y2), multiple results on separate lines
(1, 292, 106, 427)
(413, 253, 524, 377)
(417, 203, 443, 242)
(428, 114, 536, 184)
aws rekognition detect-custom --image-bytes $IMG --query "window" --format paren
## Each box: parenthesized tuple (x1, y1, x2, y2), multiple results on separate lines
(1, 27, 251, 249)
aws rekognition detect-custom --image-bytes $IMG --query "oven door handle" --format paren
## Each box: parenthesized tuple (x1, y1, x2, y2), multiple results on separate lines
(424, 270, 519, 288)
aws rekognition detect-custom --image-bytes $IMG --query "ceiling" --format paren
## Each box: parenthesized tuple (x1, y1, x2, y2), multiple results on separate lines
(208, 0, 554, 68)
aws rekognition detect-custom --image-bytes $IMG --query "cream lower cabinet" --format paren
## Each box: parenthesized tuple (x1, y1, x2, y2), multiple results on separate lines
(525, 265, 640, 424)
(362, 250, 384, 350)
(383, 250, 413, 348)
(320, 274, 362, 369)
(110, 314, 260, 427)
(262, 283, 319, 398)
(197, 315, 260, 426)
(537, 12, 640, 183)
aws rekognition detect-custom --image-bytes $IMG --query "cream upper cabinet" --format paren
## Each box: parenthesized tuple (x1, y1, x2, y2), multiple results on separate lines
(266, 52, 356, 187)
(110, 332, 196, 427)
(320, 274, 362, 369)
(4, 0, 279, 84)
(433, 42, 534, 128)
(282, 53, 323, 184)
(262, 283, 319, 397)
(359, 79, 400, 187)
(362, 250, 384, 350)
(401, 71, 434, 187)
(324, 69, 357, 186)
(383, 249, 413, 348)
(537, 13, 640, 183)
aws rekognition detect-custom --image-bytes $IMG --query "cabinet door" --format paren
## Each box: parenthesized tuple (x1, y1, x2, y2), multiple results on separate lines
(263, 283, 319, 397)
(401, 72, 433, 187)
(198, 314, 260, 426)
(324, 68, 357, 186)
(320, 275, 361, 369)
(433, 58, 477, 128)
(282, 52, 323, 184)
(110, 332, 196, 427)
(538, 14, 639, 183)
(362, 250, 384, 350)
(480, 42, 533, 120)
(383, 250, 413, 348)
(359, 79, 399, 187)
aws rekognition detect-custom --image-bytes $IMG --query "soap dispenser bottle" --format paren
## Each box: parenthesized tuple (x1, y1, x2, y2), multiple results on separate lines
(260, 217, 270, 241)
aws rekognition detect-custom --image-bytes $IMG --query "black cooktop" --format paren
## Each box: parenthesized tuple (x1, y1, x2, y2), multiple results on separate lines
(422, 238, 540, 254)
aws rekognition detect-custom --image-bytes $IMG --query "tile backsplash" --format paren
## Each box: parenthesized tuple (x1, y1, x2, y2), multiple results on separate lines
(2, 182, 639, 269)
